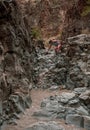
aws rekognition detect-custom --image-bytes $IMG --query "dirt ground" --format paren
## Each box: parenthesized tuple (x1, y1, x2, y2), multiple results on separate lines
(3, 89, 86, 130)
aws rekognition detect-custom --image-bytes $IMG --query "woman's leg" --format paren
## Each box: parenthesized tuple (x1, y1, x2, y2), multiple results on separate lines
(55, 46, 58, 54)
(55, 44, 62, 54)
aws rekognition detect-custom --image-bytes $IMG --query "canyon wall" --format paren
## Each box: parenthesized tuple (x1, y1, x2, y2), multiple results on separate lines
(0, 0, 37, 125)
(25, 0, 90, 39)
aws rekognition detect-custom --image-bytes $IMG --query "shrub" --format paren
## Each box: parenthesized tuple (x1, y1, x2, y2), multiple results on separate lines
(31, 27, 42, 40)
(81, 0, 90, 16)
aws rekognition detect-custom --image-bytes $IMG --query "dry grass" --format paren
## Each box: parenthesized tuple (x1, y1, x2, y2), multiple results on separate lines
(81, 28, 90, 34)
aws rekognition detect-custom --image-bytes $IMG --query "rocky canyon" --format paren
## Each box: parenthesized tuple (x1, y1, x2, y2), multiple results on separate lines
(0, 0, 90, 130)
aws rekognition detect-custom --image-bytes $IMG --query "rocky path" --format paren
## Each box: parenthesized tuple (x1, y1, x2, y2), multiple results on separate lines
(2, 47, 88, 130)
(3, 89, 85, 130)
(36, 49, 68, 89)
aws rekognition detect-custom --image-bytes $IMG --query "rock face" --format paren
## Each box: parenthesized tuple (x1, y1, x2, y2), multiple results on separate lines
(66, 34, 90, 89)
(37, 34, 90, 90)
(25, 0, 90, 39)
(33, 34, 90, 129)
(61, 0, 87, 40)
(25, 0, 65, 38)
(0, 0, 37, 125)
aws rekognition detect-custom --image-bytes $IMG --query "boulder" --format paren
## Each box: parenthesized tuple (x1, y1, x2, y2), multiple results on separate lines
(83, 116, 90, 130)
(25, 122, 64, 130)
(67, 34, 87, 44)
(49, 85, 60, 90)
(79, 90, 90, 104)
(68, 99, 79, 105)
(74, 87, 87, 95)
(66, 114, 84, 127)
(59, 92, 75, 104)
(76, 106, 89, 116)
(8, 93, 32, 114)
(33, 110, 54, 118)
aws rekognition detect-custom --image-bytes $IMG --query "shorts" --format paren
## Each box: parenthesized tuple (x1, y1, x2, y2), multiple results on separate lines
(52, 42, 59, 46)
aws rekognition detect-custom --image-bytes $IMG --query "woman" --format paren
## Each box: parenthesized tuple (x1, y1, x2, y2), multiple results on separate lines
(48, 39, 62, 54)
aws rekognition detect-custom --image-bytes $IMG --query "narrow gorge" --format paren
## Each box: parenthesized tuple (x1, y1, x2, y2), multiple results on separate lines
(0, 0, 90, 130)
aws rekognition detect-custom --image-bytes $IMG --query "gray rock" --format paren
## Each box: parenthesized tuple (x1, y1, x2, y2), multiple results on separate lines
(45, 100, 59, 112)
(79, 90, 90, 104)
(56, 113, 65, 119)
(12, 113, 20, 119)
(57, 105, 66, 113)
(49, 85, 60, 90)
(9, 95, 25, 113)
(87, 104, 90, 109)
(34, 101, 66, 119)
(65, 79, 75, 89)
(40, 98, 66, 119)
(0, 101, 2, 115)
(41, 98, 49, 108)
(0, 118, 3, 126)
(8, 94, 32, 114)
(33, 110, 54, 118)
(76, 106, 89, 116)
(60, 92, 75, 103)
(66, 114, 84, 127)
(8, 119, 17, 125)
(49, 96, 56, 100)
(25, 122, 64, 130)
(14, 102, 25, 114)
(83, 116, 90, 130)
(66, 107, 76, 115)
(25, 95, 32, 108)
(68, 99, 79, 105)
(74, 87, 87, 95)
(67, 34, 87, 43)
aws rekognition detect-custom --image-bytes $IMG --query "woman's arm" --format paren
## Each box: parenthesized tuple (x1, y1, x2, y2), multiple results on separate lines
(48, 44, 52, 51)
